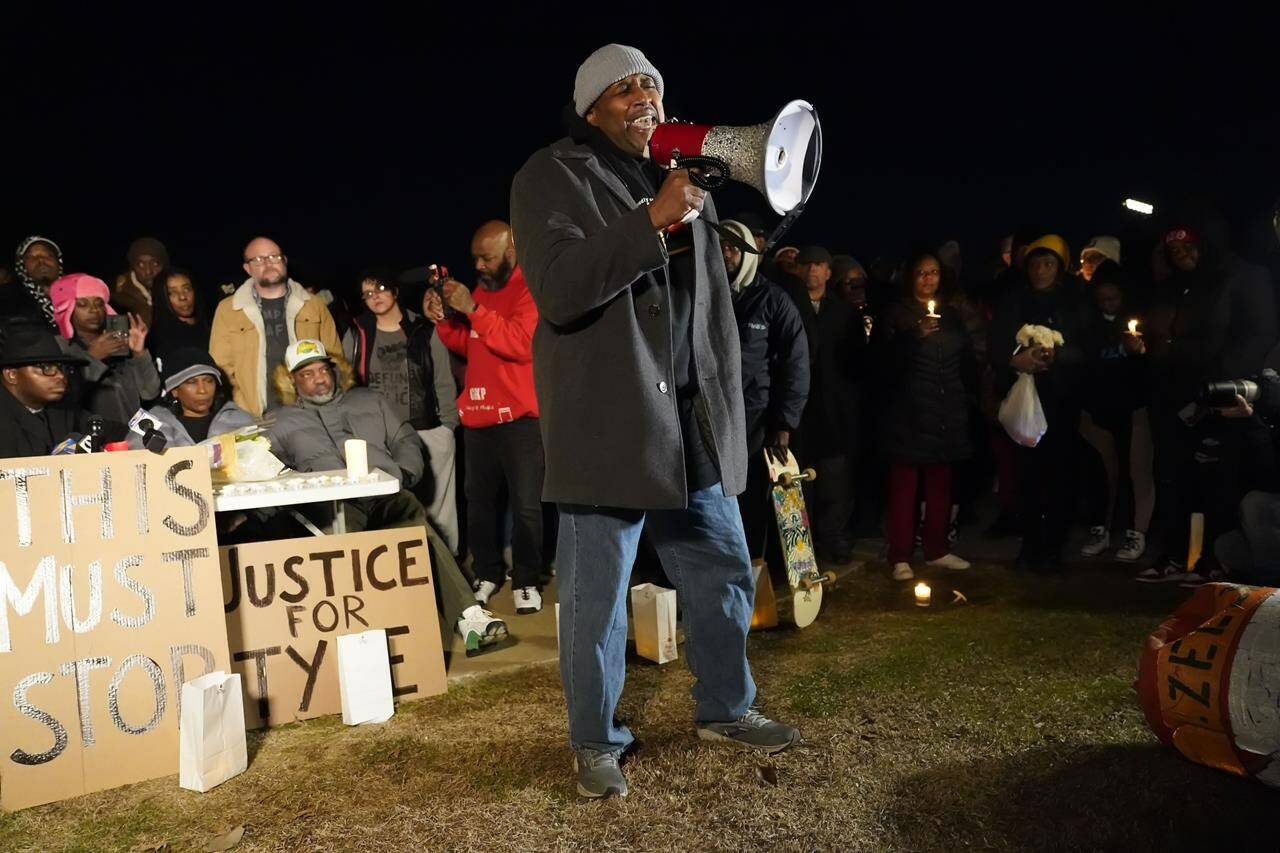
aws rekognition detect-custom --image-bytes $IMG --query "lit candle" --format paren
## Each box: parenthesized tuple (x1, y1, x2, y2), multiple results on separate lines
(1127, 318, 1140, 336)
(344, 439, 369, 479)
(914, 582, 931, 607)
(926, 300, 939, 318)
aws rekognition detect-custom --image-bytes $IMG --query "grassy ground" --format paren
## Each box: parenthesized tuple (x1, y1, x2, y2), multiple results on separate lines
(1, 561, 1275, 852)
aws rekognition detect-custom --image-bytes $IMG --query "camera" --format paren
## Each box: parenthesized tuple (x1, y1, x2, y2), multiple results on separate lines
(1201, 379, 1260, 407)
(427, 264, 459, 320)
(1200, 369, 1280, 415)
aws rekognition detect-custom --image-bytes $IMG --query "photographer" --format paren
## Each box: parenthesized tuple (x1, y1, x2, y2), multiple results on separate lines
(50, 273, 160, 428)
(1211, 371, 1280, 585)
(1138, 220, 1277, 585)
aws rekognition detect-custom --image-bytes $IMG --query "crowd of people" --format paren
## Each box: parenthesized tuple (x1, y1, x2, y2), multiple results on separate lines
(5, 38, 1280, 800)
(6, 205, 1280, 594)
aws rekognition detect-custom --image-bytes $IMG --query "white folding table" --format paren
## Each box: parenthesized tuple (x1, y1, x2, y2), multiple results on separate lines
(212, 468, 401, 535)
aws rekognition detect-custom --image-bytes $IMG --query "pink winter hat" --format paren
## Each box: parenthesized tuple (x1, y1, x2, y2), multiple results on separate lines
(50, 273, 116, 340)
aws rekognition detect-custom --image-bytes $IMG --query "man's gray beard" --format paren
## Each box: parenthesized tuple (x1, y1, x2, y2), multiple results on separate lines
(299, 388, 336, 405)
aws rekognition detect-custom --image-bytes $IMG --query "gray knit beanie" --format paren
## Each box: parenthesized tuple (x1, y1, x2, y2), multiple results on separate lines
(573, 44, 664, 116)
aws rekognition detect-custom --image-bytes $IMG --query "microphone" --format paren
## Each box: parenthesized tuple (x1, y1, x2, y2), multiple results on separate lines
(128, 409, 168, 454)
(138, 418, 167, 454)
(85, 417, 105, 453)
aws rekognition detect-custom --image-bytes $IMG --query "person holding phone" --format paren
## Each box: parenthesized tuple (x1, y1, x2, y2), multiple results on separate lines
(49, 273, 159, 429)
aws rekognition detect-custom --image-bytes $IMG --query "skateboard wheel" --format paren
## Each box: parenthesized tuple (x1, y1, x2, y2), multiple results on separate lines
(802, 468, 817, 482)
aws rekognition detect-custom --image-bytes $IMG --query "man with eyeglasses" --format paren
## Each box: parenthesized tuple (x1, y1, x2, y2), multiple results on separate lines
(344, 270, 461, 552)
(210, 236, 342, 417)
(0, 320, 93, 458)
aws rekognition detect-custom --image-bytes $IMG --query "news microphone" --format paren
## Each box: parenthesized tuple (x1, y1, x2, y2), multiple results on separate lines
(138, 418, 167, 454)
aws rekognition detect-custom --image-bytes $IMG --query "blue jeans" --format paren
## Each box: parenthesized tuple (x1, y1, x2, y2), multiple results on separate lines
(557, 484, 757, 753)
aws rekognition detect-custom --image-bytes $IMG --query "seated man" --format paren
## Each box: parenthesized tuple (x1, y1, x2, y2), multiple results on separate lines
(267, 340, 506, 655)
(0, 319, 93, 457)
(128, 347, 255, 448)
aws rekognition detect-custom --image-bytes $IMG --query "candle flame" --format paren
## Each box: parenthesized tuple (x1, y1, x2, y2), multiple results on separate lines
(1128, 319, 1139, 334)
(914, 582, 930, 597)
(927, 300, 936, 313)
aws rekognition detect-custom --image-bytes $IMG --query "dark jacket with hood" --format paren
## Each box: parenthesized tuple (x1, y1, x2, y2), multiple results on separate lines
(878, 297, 974, 464)
(1155, 213, 1277, 406)
(509, 113, 748, 509)
(733, 271, 810, 453)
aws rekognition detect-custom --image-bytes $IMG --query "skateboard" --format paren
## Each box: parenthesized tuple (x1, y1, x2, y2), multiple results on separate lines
(761, 448, 835, 628)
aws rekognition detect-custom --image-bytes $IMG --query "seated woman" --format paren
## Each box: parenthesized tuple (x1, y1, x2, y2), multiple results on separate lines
(129, 347, 254, 448)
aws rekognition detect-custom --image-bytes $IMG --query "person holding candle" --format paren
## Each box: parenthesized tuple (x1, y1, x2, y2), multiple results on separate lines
(1077, 262, 1154, 562)
(877, 250, 975, 580)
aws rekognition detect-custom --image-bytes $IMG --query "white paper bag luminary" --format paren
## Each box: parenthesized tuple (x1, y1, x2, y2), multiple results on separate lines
(179, 672, 249, 793)
(336, 629, 395, 726)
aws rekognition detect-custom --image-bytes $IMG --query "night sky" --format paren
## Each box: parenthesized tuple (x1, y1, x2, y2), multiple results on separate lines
(6, 9, 1277, 300)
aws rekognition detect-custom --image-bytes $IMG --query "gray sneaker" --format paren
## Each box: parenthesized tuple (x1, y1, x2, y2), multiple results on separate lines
(573, 749, 628, 799)
(696, 709, 801, 754)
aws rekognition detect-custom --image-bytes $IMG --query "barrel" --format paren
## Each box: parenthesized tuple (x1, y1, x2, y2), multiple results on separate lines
(1137, 582, 1280, 786)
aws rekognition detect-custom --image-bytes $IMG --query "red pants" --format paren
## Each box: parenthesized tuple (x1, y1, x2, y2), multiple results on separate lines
(888, 462, 953, 562)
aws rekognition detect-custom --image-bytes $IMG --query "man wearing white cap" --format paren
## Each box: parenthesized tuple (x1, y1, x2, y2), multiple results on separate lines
(1079, 235, 1121, 283)
(267, 340, 508, 656)
(511, 43, 800, 799)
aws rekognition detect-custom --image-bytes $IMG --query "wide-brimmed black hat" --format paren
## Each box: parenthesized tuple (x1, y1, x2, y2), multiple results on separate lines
(0, 320, 89, 368)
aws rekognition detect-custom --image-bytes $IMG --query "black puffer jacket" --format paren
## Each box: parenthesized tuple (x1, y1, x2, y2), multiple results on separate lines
(732, 272, 810, 453)
(878, 298, 974, 464)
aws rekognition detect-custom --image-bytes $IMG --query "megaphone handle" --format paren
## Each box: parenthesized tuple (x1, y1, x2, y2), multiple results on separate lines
(762, 202, 807, 257)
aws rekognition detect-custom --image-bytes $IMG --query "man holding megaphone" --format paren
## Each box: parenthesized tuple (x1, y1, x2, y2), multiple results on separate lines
(511, 43, 801, 800)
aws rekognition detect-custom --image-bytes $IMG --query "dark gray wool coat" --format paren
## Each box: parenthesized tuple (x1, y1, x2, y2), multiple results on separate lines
(510, 137, 748, 510)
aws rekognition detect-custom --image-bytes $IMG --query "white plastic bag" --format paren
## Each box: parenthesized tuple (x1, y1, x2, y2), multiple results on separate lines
(336, 629, 395, 725)
(179, 671, 248, 793)
(998, 372, 1048, 447)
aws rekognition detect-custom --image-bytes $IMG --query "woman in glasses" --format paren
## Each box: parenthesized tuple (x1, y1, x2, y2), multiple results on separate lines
(342, 269, 461, 552)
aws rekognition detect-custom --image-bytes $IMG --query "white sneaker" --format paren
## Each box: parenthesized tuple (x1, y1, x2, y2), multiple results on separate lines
(926, 553, 971, 571)
(515, 586, 542, 614)
(1081, 526, 1110, 557)
(456, 605, 507, 656)
(892, 562, 914, 580)
(474, 580, 498, 605)
(1116, 530, 1146, 562)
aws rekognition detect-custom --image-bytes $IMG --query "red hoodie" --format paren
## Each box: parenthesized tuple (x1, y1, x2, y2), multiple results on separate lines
(436, 265, 539, 428)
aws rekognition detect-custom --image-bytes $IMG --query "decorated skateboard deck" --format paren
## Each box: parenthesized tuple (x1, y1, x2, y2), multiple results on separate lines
(764, 448, 833, 627)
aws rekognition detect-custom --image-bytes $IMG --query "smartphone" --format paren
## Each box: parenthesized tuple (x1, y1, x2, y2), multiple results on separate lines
(105, 315, 129, 336)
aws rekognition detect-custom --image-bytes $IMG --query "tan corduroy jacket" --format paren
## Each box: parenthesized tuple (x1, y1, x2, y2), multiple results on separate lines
(209, 278, 341, 417)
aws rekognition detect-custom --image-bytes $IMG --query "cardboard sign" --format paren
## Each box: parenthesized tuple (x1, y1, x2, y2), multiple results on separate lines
(219, 528, 446, 729)
(0, 448, 230, 811)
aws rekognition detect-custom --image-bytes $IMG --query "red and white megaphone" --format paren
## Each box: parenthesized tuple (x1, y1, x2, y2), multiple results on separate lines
(646, 99, 823, 218)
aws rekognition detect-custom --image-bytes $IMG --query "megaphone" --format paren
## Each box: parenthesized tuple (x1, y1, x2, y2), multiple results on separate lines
(647, 99, 823, 217)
